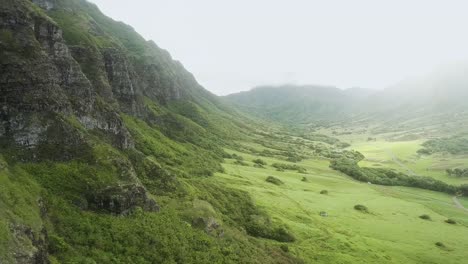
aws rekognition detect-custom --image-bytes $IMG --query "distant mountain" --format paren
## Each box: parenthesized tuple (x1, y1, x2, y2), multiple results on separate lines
(224, 65, 468, 130)
(224, 85, 374, 124)
(366, 63, 468, 113)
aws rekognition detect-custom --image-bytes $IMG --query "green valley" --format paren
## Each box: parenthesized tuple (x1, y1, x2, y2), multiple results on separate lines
(1, 0, 468, 263)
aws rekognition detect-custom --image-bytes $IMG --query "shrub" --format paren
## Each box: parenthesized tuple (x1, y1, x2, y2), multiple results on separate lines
(280, 244, 289, 252)
(252, 158, 267, 166)
(253, 163, 265, 168)
(272, 227, 296, 242)
(245, 216, 295, 242)
(419, 214, 431, 220)
(354, 204, 368, 213)
(266, 176, 284, 186)
(445, 219, 457, 224)
(330, 158, 461, 196)
(435, 242, 446, 248)
(272, 163, 307, 173)
(417, 148, 432, 155)
(222, 152, 233, 159)
(301, 177, 308, 182)
(320, 190, 328, 195)
(232, 154, 244, 161)
(234, 160, 249, 166)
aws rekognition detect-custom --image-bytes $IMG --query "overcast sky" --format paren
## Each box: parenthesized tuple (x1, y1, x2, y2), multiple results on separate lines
(89, 0, 468, 95)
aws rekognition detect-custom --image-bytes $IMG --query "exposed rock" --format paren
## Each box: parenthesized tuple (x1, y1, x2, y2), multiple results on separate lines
(88, 184, 160, 215)
(0, 1, 135, 153)
(1, 0, 216, 156)
(9, 224, 49, 264)
(102, 48, 141, 114)
(78, 113, 134, 149)
(31, 0, 55, 11)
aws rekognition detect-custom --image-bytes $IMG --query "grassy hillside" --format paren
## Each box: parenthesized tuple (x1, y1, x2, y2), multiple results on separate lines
(0, 0, 302, 263)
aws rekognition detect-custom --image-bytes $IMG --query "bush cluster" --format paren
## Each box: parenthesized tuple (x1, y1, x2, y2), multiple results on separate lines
(446, 168, 468, 178)
(419, 214, 431, 220)
(418, 134, 468, 155)
(330, 158, 467, 196)
(266, 176, 284, 186)
(272, 163, 307, 173)
(354, 204, 369, 213)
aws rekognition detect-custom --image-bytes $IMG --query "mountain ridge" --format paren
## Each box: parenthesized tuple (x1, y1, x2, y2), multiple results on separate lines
(224, 68, 468, 132)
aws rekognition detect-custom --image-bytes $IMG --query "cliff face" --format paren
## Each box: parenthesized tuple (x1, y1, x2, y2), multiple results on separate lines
(0, 0, 216, 157)
(0, 0, 220, 262)
(1, 0, 122, 154)
(0, 1, 300, 263)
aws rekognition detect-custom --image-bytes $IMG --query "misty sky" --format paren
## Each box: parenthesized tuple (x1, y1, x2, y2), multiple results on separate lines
(89, 0, 468, 95)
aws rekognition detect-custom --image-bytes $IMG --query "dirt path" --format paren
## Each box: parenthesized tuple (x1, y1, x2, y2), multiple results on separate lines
(385, 149, 418, 176)
(452, 196, 468, 212)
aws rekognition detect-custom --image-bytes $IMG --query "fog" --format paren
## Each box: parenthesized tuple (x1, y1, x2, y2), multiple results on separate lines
(89, 0, 468, 95)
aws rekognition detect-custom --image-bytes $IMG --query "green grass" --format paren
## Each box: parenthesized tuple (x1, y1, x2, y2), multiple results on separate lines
(0, 157, 43, 262)
(350, 139, 468, 185)
(218, 145, 468, 263)
(4, 0, 468, 263)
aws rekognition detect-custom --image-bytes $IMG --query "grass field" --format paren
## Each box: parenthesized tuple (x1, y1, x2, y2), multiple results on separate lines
(216, 139, 468, 263)
(315, 126, 468, 185)
(350, 139, 468, 185)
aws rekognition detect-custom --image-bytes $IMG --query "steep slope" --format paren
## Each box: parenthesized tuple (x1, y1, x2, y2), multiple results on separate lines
(0, 0, 300, 263)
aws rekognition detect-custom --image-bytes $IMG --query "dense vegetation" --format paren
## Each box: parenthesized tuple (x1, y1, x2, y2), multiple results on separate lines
(330, 158, 468, 196)
(446, 168, 468, 178)
(272, 163, 307, 173)
(418, 134, 468, 155)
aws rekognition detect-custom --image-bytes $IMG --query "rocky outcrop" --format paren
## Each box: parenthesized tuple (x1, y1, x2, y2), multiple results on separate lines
(0, 0, 134, 155)
(1, 0, 220, 158)
(102, 48, 142, 114)
(88, 184, 160, 215)
(9, 224, 49, 264)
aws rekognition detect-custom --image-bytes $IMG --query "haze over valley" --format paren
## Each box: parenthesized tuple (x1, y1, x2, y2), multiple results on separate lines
(1, 1, 468, 263)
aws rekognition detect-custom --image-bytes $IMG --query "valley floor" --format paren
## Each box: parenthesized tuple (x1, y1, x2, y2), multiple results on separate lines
(217, 135, 468, 263)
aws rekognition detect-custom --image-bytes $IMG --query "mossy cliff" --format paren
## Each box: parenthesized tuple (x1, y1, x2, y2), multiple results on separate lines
(0, 0, 300, 263)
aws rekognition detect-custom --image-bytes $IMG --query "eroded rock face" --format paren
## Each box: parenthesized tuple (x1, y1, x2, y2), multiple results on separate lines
(89, 184, 160, 215)
(1, 0, 214, 157)
(0, 1, 134, 155)
(102, 48, 140, 114)
(9, 224, 49, 264)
